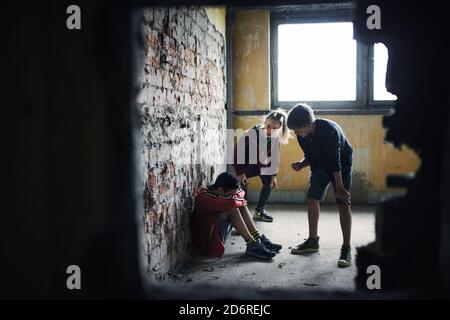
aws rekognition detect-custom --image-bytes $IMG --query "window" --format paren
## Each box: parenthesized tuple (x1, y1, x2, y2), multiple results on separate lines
(271, 4, 397, 113)
(373, 43, 397, 101)
(278, 22, 357, 102)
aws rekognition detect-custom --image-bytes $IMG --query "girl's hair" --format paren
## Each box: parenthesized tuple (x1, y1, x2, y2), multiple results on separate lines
(263, 109, 291, 144)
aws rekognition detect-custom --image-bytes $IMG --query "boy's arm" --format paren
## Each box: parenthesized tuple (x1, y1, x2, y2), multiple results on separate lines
(328, 129, 350, 203)
(333, 171, 346, 191)
(333, 171, 350, 204)
(200, 191, 247, 212)
(299, 158, 310, 168)
(292, 158, 310, 171)
(327, 129, 342, 173)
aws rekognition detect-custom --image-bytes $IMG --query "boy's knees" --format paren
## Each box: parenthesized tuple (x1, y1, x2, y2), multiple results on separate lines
(222, 208, 241, 218)
(336, 197, 351, 207)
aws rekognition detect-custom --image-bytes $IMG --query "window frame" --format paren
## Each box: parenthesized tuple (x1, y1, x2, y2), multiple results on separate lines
(270, 5, 395, 114)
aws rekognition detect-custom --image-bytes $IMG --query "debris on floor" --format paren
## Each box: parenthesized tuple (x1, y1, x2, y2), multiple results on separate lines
(169, 205, 375, 290)
(202, 267, 215, 272)
(304, 283, 319, 287)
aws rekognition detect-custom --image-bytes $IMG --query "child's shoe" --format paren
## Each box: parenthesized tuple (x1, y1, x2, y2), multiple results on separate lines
(245, 241, 276, 259)
(259, 234, 282, 253)
(337, 245, 352, 268)
(254, 207, 273, 222)
(290, 237, 320, 254)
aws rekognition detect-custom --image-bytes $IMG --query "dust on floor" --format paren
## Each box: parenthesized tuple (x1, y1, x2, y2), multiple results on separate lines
(170, 204, 375, 292)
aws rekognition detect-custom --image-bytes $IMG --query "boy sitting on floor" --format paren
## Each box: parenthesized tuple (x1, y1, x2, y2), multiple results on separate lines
(191, 172, 282, 260)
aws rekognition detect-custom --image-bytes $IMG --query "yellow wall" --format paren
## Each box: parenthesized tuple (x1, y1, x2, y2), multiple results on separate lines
(232, 10, 421, 202)
(205, 6, 227, 38)
(232, 10, 270, 110)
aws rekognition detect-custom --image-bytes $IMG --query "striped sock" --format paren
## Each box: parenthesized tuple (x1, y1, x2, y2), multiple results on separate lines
(246, 237, 256, 246)
(250, 230, 261, 241)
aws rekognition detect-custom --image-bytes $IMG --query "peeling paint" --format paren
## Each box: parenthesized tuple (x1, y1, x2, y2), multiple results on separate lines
(139, 6, 227, 281)
(232, 10, 270, 110)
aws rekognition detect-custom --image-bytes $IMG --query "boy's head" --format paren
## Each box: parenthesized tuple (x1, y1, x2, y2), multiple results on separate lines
(208, 172, 240, 196)
(287, 103, 316, 138)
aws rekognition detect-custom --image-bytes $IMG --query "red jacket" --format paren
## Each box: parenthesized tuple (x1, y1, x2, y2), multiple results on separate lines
(191, 188, 247, 258)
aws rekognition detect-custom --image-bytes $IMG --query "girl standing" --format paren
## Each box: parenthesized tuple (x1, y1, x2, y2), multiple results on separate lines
(233, 110, 290, 222)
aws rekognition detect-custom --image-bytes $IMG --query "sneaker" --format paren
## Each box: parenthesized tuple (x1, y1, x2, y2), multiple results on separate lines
(259, 234, 282, 253)
(245, 241, 276, 259)
(254, 208, 273, 222)
(290, 237, 320, 254)
(337, 245, 352, 268)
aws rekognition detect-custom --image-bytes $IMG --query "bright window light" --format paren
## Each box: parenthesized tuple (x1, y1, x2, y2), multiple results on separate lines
(373, 43, 397, 101)
(278, 22, 357, 101)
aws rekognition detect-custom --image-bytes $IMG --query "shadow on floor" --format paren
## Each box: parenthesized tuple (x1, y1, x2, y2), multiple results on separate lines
(171, 204, 375, 291)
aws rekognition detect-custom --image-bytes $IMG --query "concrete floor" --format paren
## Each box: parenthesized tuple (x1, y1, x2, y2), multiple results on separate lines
(172, 204, 375, 292)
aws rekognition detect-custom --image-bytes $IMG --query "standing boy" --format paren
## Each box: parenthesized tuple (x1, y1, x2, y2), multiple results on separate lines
(287, 104, 353, 268)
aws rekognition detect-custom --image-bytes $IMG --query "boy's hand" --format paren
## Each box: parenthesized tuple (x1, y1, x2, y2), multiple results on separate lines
(336, 187, 351, 205)
(237, 174, 248, 186)
(291, 161, 303, 171)
(271, 176, 278, 189)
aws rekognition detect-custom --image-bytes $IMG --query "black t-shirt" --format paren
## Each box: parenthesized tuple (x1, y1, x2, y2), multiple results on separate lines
(296, 118, 353, 176)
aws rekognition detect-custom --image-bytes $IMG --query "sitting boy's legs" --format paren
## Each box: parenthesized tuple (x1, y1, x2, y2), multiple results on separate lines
(239, 206, 282, 252)
(238, 205, 257, 234)
(220, 208, 276, 259)
(220, 208, 252, 242)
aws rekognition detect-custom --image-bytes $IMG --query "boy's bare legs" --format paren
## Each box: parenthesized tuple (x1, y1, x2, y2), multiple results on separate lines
(220, 208, 252, 241)
(219, 206, 259, 240)
(291, 198, 320, 254)
(239, 205, 282, 253)
(338, 203, 352, 247)
(337, 202, 352, 267)
(220, 207, 277, 259)
(238, 206, 257, 234)
(308, 198, 320, 239)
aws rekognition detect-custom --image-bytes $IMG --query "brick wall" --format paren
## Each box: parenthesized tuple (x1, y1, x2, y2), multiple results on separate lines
(137, 7, 227, 280)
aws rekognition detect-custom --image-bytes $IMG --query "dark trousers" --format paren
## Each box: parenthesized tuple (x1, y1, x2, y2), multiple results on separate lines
(242, 175, 273, 210)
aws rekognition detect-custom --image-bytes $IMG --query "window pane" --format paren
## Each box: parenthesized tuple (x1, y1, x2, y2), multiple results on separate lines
(374, 43, 397, 101)
(278, 22, 356, 101)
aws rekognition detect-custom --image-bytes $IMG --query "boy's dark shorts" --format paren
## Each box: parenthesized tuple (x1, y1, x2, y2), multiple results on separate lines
(307, 166, 352, 204)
